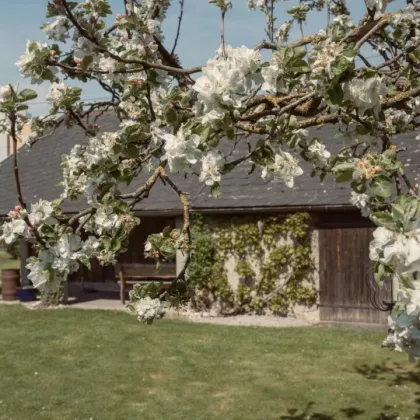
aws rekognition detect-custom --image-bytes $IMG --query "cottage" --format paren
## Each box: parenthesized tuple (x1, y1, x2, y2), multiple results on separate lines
(0, 113, 418, 324)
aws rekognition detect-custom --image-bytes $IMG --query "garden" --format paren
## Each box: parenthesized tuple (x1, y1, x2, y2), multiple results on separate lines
(0, 305, 419, 420)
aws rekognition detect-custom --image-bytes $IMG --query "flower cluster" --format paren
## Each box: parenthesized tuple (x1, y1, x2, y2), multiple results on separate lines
(370, 226, 420, 276)
(145, 227, 188, 261)
(199, 151, 224, 187)
(261, 151, 303, 188)
(161, 126, 202, 173)
(350, 192, 370, 217)
(343, 76, 387, 117)
(383, 283, 420, 360)
(131, 296, 164, 324)
(0, 200, 58, 245)
(16, 41, 56, 83)
(41, 16, 70, 42)
(26, 234, 99, 291)
(193, 45, 261, 122)
(306, 140, 331, 168)
(310, 39, 348, 78)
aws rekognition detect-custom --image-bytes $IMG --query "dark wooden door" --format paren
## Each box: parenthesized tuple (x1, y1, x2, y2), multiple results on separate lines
(319, 227, 391, 324)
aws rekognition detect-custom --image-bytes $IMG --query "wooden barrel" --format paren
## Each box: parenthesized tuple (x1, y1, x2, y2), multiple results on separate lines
(1, 269, 19, 301)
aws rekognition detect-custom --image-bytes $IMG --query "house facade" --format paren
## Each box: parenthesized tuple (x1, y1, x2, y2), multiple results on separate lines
(0, 113, 414, 324)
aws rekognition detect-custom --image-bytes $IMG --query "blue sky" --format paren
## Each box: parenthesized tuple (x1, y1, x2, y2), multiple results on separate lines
(0, 0, 407, 115)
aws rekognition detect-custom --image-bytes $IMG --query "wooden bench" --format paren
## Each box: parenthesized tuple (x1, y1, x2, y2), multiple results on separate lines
(115, 263, 176, 304)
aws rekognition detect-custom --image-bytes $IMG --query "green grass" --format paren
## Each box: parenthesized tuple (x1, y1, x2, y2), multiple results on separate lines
(0, 306, 419, 420)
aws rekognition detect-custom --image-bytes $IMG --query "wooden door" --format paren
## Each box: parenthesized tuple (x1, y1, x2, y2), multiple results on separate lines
(319, 227, 392, 324)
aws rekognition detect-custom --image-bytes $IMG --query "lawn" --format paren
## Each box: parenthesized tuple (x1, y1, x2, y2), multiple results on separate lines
(0, 306, 419, 420)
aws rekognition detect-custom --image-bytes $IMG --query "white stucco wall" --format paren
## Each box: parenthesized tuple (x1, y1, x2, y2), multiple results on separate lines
(292, 229, 320, 322)
(175, 217, 188, 276)
(178, 215, 320, 321)
(0, 132, 8, 162)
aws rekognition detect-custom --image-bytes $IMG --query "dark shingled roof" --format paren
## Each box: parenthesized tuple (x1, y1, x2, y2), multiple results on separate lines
(0, 113, 419, 216)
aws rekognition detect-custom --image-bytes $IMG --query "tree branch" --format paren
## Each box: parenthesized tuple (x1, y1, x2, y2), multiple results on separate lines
(171, 0, 184, 56)
(60, 0, 202, 76)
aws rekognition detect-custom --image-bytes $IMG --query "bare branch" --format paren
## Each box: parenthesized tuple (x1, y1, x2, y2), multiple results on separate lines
(60, 0, 202, 76)
(171, 0, 184, 56)
(220, 6, 227, 58)
(9, 92, 46, 247)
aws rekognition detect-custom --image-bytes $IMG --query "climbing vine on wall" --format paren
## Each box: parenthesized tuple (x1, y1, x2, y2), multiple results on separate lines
(187, 213, 317, 315)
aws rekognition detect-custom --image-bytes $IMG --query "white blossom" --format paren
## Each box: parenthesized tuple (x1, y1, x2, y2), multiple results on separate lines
(369, 227, 420, 275)
(199, 151, 224, 186)
(311, 40, 349, 78)
(193, 45, 261, 121)
(16, 41, 56, 83)
(307, 140, 331, 167)
(261, 63, 285, 93)
(92, 205, 121, 235)
(162, 126, 202, 172)
(144, 241, 152, 252)
(333, 15, 353, 29)
(275, 21, 292, 43)
(0, 86, 12, 102)
(365, 0, 388, 16)
(26, 259, 50, 290)
(98, 56, 118, 73)
(28, 200, 56, 227)
(0, 219, 28, 244)
(343, 76, 387, 117)
(41, 16, 70, 42)
(262, 152, 303, 188)
(133, 296, 164, 323)
(369, 226, 395, 261)
(350, 191, 370, 217)
(46, 82, 66, 104)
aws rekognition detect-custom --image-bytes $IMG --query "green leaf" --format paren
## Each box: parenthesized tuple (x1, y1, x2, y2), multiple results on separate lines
(374, 263, 386, 284)
(333, 163, 354, 182)
(81, 55, 93, 71)
(224, 126, 234, 140)
(331, 55, 353, 77)
(356, 124, 369, 136)
(162, 226, 172, 238)
(166, 108, 178, 124)
(278, 47, 294, 63)
(211, 184, 221, 197)
(294, 47, 307, 59)
(199, 124, 210, 142)
(15, 104, 29, 112)
(125, 144, 139, 159)
(290, 58, 310, 73)
(351, 180, 367, 194)
(326, 85, 344, 107)
(18, 89, 38, 102)
(370, 212, 398, 230)
(392, 195, 419, 225)
(370, 175, 393, 198)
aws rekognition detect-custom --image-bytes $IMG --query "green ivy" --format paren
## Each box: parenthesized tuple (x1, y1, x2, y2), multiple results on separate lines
(187, 213, 317, 315)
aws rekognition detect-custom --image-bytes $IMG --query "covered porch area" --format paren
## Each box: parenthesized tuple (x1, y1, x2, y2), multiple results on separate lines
(19, 215, 185, 305)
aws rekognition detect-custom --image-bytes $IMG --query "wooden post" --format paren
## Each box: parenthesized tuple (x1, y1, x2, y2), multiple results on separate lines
(62, 281, 69, 304)
(19, 239, 29, 286)
(175, 217, 187, 276)
(119, 269, 125, 304)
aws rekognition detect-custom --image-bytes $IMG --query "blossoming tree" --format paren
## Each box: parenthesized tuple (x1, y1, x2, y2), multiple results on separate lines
(1, 0, 420, 356)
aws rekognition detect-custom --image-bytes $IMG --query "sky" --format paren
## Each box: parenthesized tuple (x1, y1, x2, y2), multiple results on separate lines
(0, 0, 408, 116)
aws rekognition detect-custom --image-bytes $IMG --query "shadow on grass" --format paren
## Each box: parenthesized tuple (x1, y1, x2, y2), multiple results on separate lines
(279, 359, 420, 419)
(279, 402, 365, 419)
(353, 358, 420, 420)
